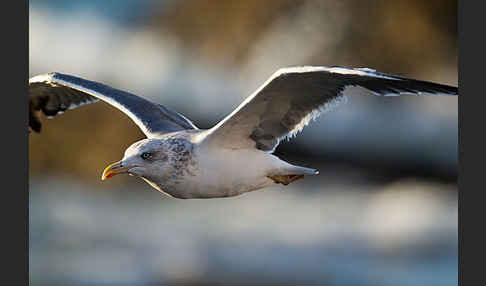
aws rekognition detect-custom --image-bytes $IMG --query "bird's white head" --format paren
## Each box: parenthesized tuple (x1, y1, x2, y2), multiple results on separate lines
(101, 138, 171, 181)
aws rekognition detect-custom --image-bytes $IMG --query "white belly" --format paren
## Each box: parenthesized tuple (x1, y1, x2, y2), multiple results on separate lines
(176, 147, 279, 198)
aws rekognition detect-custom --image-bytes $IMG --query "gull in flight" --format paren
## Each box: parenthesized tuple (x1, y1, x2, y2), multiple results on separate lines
(29, 66, 457, 198)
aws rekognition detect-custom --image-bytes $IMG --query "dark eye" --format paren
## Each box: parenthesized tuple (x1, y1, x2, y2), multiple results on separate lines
(141, 152, 152, 160)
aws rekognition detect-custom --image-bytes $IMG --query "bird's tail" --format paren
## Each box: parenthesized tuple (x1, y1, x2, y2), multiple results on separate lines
(285, 165, 319, 176)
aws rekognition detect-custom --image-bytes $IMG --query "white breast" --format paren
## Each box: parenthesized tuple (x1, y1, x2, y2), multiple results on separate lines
(180, 146, 278, 198)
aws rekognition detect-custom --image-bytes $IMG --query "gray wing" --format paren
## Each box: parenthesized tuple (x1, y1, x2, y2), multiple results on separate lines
(29, 72, 198, 137)
(203, 66, 458, 152)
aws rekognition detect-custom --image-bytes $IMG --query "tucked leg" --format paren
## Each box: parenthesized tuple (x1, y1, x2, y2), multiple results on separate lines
(268, 174, 305, 185)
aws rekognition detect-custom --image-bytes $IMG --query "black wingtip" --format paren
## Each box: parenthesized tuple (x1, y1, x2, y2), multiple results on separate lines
(29, 110, 42, 133)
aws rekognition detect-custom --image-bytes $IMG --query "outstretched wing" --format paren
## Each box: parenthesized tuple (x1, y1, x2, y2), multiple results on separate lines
(203, 66, 458, 152)
(29, 72, 198, 137)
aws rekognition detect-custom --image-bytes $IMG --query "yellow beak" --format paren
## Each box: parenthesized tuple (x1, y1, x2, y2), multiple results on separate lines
(101, 160, 133, 180)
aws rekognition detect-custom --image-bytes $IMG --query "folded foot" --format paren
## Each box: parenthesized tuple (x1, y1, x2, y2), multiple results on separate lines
(268, 174, 305, 185)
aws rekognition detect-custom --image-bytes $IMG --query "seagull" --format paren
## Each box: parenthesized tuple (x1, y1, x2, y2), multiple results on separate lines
(29, 66, 458, 198)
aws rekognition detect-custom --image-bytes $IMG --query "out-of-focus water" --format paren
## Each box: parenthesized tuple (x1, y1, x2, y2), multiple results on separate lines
(29, 172, 457, 286)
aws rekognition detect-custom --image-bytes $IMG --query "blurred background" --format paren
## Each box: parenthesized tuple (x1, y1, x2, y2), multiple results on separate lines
(29, 1, 457, 285)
